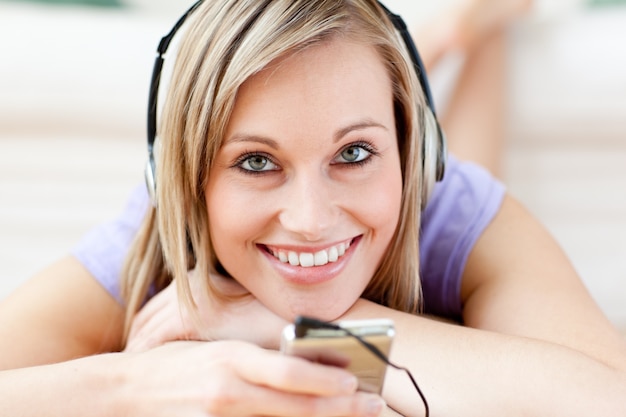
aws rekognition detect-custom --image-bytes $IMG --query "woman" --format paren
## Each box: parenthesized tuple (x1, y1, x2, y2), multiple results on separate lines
(1, 1, 624, 416)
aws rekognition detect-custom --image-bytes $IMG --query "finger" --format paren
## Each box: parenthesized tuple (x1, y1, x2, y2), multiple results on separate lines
(127, 295, 168, 343)
(236, 348, 359, 397)
(222, 384, 385, 417)
(269, 390, 385, 417)
(129, 311, 186, 352)
(125, 325, 162, 353)
(127, 297, 172, 347)
(126, 303, 186, 352)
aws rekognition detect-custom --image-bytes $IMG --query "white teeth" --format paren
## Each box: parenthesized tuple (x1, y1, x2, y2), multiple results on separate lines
(328, 246, 338, 262)
(288, 251, 299, 266)
(314, 250, 328, 266)
(300, 253, 314, 267)
(271, 240, 351, 267)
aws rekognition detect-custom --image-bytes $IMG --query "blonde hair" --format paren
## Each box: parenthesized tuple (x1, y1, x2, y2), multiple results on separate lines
(121, 0, 428, 339)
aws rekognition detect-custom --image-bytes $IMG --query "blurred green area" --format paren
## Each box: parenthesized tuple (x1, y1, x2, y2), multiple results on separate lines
(588, 0, 626, 6)
(0, 0, 122, 7)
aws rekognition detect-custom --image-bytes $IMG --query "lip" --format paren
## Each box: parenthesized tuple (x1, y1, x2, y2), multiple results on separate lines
(258, 236, 361, 285)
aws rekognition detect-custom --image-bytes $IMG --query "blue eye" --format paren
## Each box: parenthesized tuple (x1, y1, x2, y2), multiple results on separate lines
(238, 153, 278, 172)
(334, 143, 375, 165)
(341, 146, 368, 162)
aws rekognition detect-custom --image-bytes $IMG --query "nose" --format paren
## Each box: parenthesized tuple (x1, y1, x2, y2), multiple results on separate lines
(277, 171, 340, 241)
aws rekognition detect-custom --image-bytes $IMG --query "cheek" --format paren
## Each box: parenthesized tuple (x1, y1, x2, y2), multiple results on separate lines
(356, 164, 403, 240)
(206, 179, 263, 261)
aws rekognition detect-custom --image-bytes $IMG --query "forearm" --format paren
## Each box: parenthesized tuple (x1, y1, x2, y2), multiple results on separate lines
(0, 354, 125, 416)
(343, 300, 626, 417)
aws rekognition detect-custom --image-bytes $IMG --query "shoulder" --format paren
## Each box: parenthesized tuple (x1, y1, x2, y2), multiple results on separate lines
(419, 155, 506, 319)
(71, 184, 150, 303)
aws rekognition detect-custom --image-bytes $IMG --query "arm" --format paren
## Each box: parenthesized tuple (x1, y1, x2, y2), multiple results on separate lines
(341, 194, 626, 416)
(0, 352, 123, 416)
(461, 194, 626, 369)
(0, 258, 383, 416)
(0, 340, 383, 417)
(346, 300, 626, 417)
(0, 255, 125, 369)
(0, 256, 124, 413)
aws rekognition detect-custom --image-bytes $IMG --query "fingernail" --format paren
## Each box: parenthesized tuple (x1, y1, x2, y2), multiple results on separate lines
(341, 375, 358, 393)
(365, 396, 385, 417)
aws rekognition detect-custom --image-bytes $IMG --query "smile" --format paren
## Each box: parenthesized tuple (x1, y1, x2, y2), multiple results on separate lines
(265, 239, 353, 268)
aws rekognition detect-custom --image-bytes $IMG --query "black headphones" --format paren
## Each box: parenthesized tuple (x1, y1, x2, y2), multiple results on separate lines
(145, 0, 447, 208)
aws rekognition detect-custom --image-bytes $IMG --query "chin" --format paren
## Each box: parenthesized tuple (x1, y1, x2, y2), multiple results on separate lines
(281, 301, 351, 324)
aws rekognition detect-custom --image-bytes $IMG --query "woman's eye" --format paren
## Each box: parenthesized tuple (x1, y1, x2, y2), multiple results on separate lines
(238, 154, 278, 172)
(335, 145, 372, 164)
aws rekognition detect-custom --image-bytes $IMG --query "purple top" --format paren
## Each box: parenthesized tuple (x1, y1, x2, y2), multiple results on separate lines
(72, 155, 504, 321)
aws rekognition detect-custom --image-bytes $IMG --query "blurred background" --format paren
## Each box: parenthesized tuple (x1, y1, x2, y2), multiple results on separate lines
(0, 0, 625, 331)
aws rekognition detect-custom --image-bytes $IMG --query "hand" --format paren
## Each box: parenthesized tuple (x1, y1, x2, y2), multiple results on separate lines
(118, 340, 386, 417)
(125, 270, 288, 352)
(380, 406, 404, 417)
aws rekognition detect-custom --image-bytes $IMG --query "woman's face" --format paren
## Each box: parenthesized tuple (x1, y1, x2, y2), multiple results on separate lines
(205, 38, 403, 321)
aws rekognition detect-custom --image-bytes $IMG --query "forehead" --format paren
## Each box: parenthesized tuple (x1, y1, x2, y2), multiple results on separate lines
(228, 38, 393, 133)
(248, 37, 387, 90)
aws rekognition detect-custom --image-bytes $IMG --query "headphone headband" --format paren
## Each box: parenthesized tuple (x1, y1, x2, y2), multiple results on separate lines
(376, 2, 437, 115)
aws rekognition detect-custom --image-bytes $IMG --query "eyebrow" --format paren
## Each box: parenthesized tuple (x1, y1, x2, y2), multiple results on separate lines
(226, 118, 388, 147)
(226, 134, 279, 149)
(333, 119, 388, 143)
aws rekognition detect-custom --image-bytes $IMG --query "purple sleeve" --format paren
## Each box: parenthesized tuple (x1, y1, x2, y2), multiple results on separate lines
(71, 185, 149, 304)
(419, 155, 506, 321)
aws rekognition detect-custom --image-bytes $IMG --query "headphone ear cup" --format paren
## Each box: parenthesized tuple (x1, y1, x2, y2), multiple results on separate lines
(145, 156, 158, 208)
(145, 136, 161, 208)
(421, 108, 447, 208)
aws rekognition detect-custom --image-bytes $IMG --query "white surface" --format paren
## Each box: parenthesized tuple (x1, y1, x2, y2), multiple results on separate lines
(0, 2, 167, 137)
(509, 7, 626, 144)
(0, 2, 625, 331)
(505, 7, 626, 329)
